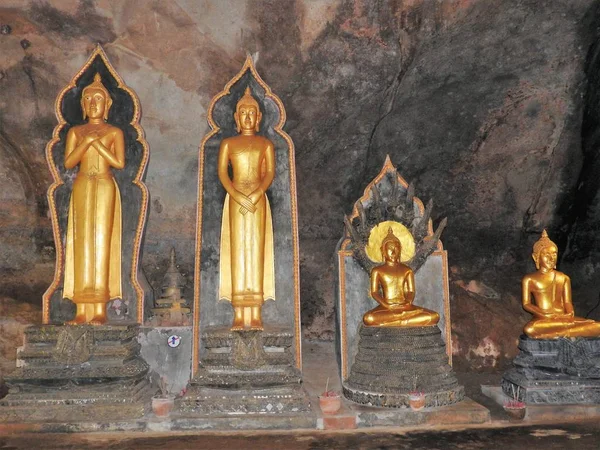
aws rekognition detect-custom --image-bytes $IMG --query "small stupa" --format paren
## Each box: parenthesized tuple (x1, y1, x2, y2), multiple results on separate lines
(151, 247, 190, 326)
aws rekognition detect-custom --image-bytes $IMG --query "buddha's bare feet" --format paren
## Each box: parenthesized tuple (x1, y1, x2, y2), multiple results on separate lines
(231, 306, 246, 330)
(248, 306, 263, 331)
(89, 316, 107, 325)
(66, 315, 87, 325)
(249, 318, 263, 331)
(231, 318, 245, 331)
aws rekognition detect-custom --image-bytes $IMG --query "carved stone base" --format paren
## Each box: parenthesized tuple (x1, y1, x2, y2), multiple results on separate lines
(178, 384, 311, 415)
(180, 326, 309, 416)
(230, 330, 267, 370)
(344, 325, 464, 408)
(192, 365, 302, 389)
(0, 324, 151, 422)
(195, 326, 301, 388)
(343, 384, 464, 408)
(502, 336, 600, 404)
(0, 379, 152, 422)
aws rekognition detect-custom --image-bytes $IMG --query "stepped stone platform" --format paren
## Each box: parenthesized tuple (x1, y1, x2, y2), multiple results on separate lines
(502, 336, 600, 404)
(0, 324, 152, 422)
(344, 325, 464, 408)
(178, 327, 311, 423)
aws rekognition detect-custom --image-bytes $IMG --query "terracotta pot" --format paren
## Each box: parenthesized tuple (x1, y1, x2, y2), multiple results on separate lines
(504, 406, 526, 422)
(409, 395, 426, 411)
(152, 395, 175, 417)
(319, 395, 342, 415)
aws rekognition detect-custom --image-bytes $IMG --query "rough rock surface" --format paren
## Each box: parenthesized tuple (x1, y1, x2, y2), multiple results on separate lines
(0, 297, 41, 377)
(0, 0, 599, 371)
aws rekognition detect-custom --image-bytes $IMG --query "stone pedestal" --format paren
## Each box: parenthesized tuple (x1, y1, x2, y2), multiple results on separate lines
(502, 336, 600, 404)
(179, 327, 310, 417)
(344, 325, 464, 408)
(189, 59, 306, 428)
(0, 324, 152, 422)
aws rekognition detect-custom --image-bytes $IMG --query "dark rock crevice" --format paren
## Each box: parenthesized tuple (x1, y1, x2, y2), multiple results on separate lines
(21, 55, 39, 115)
(560, 1, 600, 314)
(361, 33, 417, 189)
(28, 0, 116, 43)
(0, 125, 38, 218)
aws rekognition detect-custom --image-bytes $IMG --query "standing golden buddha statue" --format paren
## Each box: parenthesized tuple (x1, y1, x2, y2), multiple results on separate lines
(364, 228, 439, 327)
(218, 87, 275, 331)
(63, 73, 124, 325)
(521, 230, 600, 338)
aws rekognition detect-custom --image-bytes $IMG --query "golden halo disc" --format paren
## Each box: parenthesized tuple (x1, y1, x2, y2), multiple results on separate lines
(365, 221, 415, 263)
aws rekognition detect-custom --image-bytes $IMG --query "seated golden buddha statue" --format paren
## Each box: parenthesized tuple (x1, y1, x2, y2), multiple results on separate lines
(63, 73, 124, 325)
(521, 230, 600, 339)
(363, 228, 439, 327)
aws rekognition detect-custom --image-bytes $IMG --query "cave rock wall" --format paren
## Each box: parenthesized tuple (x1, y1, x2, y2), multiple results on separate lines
(0, 0, 599, 371)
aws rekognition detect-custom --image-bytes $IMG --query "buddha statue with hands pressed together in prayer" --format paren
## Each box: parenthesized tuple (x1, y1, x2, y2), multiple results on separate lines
(521, 230, 600, 339)
(363, 228, 439, 327)
(63, 73, 124, 325)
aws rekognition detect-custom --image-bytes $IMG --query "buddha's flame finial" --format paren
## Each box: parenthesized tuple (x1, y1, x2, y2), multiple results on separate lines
(81, 72, 112, 120)
(381, 227, 401, 250)
(533, 229, 556, 257)
(236, 86, 259, 110)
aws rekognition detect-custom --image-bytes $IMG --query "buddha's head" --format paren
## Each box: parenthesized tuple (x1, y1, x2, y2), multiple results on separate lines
(234, 87, 262, 134)
(381, 228, 401, 264)
(532, 229, 558, 270)
(81, 73, 112, 121)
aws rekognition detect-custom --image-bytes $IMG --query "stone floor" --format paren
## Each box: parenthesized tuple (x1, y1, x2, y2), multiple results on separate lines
(2, 422, 600, 449)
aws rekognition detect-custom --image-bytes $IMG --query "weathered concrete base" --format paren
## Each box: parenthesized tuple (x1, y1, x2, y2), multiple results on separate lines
(0, 412, 317, 434)
(317, 410, 358, 430)
(0, 397, 490, 432)
(149, 414, 316, 431)
(138, 326, 193, 395)
(349, 397, 489, 428)
(482, 385, 600, 422)
(316, 398, 490, 430)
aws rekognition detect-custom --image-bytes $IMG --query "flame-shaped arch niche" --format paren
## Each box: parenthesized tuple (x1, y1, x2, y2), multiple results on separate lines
(43, 45, 150, 325)
(193, 56, 301, 373)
